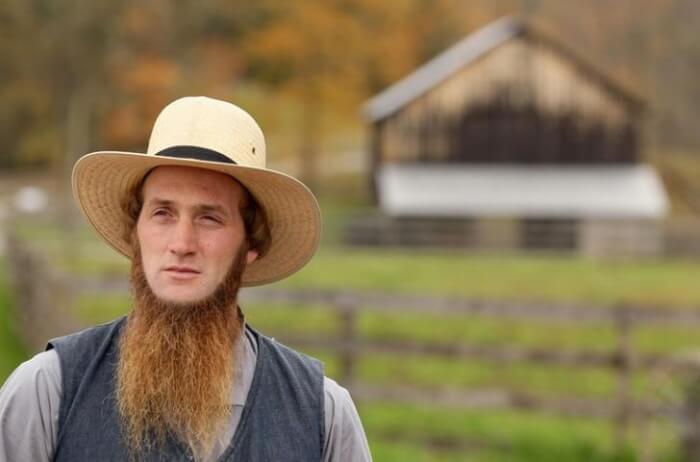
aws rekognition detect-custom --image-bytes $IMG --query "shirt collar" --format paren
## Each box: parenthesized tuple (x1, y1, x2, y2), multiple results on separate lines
(229, 322, 257, 406)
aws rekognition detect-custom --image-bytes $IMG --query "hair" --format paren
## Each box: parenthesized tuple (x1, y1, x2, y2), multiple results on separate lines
(121, 169, 272, 257)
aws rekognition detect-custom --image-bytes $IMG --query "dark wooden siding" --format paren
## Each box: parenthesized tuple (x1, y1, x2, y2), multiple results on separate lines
(447, 99, 638, 164)
(383, 99, 638, 165)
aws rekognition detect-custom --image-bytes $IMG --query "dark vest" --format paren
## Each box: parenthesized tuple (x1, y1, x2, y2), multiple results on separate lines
(47, 317, 324, 461)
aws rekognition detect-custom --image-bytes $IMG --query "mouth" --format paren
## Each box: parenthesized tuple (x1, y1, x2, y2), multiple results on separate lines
(163, 266, 201, 280)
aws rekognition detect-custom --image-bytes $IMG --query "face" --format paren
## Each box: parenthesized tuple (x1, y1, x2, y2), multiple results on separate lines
(136, 165, 258, 304)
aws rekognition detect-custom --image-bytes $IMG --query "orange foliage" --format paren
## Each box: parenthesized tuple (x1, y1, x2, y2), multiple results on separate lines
(2, 0, 700, 169)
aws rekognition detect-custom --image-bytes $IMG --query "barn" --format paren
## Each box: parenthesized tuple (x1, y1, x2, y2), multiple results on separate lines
(355, 16, 668, 257)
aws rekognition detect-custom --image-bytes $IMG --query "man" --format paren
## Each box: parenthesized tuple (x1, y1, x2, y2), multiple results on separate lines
(0, 97, 372, 461)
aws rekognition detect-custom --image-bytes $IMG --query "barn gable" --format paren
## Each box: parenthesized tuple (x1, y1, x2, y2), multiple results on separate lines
(365, 16, 644, 166)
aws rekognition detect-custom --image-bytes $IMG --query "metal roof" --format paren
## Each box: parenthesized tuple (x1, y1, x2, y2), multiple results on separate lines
(377, 164, 668, 219)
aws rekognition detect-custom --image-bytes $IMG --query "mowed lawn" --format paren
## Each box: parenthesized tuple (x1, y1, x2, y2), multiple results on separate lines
(279, 248, 700, 307)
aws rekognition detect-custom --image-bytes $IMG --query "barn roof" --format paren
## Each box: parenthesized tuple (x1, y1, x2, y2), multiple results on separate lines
(364, 16, 644, 122)
(377, 164, 668, 219)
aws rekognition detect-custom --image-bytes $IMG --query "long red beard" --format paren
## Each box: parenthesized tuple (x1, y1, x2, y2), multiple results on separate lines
(116, 243, 247, 461)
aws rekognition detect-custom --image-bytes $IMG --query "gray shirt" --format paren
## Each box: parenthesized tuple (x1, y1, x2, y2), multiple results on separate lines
(0, 325, 372, 462)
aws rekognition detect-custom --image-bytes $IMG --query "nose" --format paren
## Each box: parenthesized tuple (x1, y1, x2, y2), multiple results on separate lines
(167, 219, 197, 257)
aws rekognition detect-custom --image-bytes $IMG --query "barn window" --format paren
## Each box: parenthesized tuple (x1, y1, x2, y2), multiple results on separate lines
(519, 218, 578, 250)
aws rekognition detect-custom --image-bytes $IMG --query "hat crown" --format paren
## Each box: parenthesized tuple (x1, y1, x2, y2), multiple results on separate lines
(146, 96, 266, 168)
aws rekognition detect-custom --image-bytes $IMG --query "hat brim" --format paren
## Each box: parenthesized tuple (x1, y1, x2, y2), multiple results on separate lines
(72, 151, 321, 287)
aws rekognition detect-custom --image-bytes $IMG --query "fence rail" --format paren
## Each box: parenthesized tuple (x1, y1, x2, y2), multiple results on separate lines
(278, 333, 695, 371)
(240, 287, 700, 326)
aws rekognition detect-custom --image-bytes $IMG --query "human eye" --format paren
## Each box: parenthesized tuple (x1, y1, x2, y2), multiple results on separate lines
(201, 214, 223, 225)
(151, 207, 172, 220)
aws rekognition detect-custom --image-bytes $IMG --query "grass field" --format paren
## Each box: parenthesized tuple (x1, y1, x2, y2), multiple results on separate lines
(365, 404, 685, 462)
(5, 216, 700, 460)
(0, 259, 28, 382)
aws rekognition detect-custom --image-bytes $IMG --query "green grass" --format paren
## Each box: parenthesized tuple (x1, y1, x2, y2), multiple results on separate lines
(358, 311, 618, 350)
(355, 353, 619, 396)
(362, 403, 681, 462)
(0, 259, 28, 383)
(276, 249, 700, 307)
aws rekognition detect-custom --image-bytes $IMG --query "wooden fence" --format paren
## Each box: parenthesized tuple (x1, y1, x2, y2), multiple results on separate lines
(237, 291, 697, 416)
(8, 238, 700, 460)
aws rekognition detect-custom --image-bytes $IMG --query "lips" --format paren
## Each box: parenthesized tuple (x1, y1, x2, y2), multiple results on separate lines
(164, 265, 200, 274)
(163, 266, 201, 280)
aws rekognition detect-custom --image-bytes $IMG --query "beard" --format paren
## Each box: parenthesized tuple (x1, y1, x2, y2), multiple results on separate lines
(116, 242, 248, 461)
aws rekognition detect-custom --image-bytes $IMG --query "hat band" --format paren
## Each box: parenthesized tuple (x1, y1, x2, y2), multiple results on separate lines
(155, 146, 236, 164)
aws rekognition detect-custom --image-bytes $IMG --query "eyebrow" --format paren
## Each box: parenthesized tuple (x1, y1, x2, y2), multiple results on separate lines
(197, 204, 229, 216)
(146, 198, 173, 208)
(146, 198, 231, 216)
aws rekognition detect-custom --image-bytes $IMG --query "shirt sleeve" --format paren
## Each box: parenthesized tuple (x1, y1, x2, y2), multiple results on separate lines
(0, 349, 61, 462)
(322, 377, 372, 462)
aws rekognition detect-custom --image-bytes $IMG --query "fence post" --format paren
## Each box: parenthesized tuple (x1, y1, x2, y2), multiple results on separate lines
(337, 296, 357, 387)
(613, 303, 634, 454)
(680, 361, 700, 461)
(5, 234, 77, 352)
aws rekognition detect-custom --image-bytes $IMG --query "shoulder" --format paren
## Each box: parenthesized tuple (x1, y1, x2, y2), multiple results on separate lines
(1, 349, 61, 395)
(322, 376, 360, 430)
(322, 377, 373, 461)
(0, 350, 62, 425)
(323, 377, 353, 411)
(0, 350, 62, 460)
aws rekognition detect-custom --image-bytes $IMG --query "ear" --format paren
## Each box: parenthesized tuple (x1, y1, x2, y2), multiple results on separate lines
(246, 249, 259, 264)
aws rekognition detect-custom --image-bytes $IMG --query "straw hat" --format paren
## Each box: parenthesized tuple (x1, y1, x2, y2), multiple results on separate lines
(72, 96, 321, 286)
